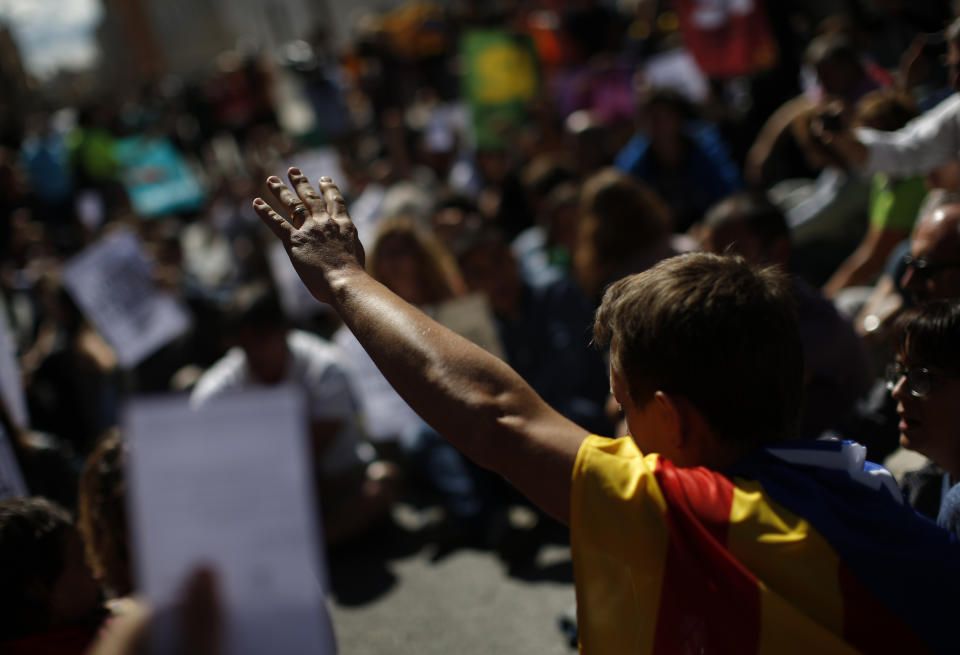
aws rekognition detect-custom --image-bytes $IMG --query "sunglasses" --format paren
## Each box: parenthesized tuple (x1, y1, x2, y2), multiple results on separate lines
(903, 255, 960, 278)
(885, 362, 951, 398)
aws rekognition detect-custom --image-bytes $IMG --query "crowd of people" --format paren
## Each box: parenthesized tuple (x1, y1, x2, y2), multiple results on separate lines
(3, 0, 960, 652)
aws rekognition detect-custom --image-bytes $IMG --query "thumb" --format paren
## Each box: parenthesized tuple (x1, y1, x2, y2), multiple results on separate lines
(180, 567, 222, 655)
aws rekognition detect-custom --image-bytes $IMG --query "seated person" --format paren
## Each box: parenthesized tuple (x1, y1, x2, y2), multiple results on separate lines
(255, 170, 960, 653)
(823, 89, 927, 298)
(839, 193, 960, 463)
(190, 284, 399, 546)
(77, 430, 132, 600)
(454, 225, 609, 435)
(0, 497, 103, 654)
(699, 192, 873, 439)
(803, 32, 889, 106)
(814, 18, 960, 181)
(614, 88, 742, 233)
(772, 106, 871, 285)
(512, 181, 581, 284)
(336, 217, 505, 540)
(889, 299, 960, 537)
(572, 168, 687, 305)
(333, 216, 466, 444)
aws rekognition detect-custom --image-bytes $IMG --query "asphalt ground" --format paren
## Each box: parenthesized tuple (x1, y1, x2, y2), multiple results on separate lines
(327, 501, 578, 654)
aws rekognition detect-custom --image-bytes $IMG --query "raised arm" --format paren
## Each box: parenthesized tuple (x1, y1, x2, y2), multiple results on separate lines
(253, 169, 589, 523)
(814, 94, 960, 177)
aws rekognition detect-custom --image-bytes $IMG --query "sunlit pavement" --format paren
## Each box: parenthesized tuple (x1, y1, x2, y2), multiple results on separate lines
(327, 502, 577, 654)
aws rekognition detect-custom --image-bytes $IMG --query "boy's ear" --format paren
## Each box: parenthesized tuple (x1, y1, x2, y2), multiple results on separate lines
(653, 391, 711, 451)
(652, 391, 684, 447)
(610, 365, 629, 406)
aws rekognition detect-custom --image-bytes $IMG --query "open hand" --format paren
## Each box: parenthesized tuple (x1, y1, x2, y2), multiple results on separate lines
(253, 169, 365, 305)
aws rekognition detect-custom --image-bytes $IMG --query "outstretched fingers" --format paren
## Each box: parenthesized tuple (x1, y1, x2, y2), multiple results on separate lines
(319, 176, 349, 220)
(253, 197, 294, 241)
(266, 174, 309, 229)
(287, 167, 324, 212)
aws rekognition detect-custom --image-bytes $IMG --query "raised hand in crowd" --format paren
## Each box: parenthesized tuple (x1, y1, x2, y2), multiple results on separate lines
(253, 169, 586, 523)
(253, 169, 365, 305)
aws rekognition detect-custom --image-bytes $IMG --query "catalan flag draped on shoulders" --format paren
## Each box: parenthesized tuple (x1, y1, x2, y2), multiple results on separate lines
(571, 435, 960, 654)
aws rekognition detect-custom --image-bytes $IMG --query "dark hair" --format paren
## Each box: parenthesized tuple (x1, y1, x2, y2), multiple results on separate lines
(451, 223, 507, 262)
(432, 190, 479, 216)
(521, 154, 575, 199)
(77, 431, 131, 598)
(0, 497, 73, 640)
(594, 253, 803, 449)
(703, 192, 790, 249)
(640, 88, 695, 121)
(581, 169, 672, 250)
(893, 300, 960, 374)
(224, 282, 286, 334)
(575, 169, 673, 298)
(368, 217, 465, 305)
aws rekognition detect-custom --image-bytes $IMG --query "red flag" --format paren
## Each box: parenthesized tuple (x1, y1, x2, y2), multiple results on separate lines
(674, 0, 778, 78)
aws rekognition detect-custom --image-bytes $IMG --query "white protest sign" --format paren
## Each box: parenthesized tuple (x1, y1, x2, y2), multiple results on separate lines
(62, 229, 192, 368)
(0, 425, 28, 501)
(0, 307, 28, 429)
(125, 386, 335, 655)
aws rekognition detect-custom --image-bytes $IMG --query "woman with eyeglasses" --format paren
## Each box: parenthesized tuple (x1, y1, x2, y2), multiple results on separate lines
(888, 299, 960, 536)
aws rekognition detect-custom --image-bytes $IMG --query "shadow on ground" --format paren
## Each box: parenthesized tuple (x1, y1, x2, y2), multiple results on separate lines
(327, 489, 573, 607)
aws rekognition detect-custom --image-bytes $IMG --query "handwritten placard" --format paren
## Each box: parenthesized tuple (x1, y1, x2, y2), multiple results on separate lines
(62, 229, 193, 368)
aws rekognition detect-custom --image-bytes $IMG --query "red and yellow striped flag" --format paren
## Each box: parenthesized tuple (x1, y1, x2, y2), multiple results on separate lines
(572, 436, 957, 654)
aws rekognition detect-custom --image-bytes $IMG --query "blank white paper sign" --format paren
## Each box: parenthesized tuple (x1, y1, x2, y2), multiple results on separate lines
(124, 386, 335, 655)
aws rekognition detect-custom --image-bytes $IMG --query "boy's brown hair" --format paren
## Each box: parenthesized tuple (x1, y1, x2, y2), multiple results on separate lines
(594, 253, 803, 450)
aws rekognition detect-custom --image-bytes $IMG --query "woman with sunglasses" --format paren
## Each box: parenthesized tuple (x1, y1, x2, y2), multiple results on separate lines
(889, 299, 960, 536)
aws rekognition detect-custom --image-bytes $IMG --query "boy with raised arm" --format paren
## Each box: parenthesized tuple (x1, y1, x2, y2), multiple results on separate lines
(255, 169, 959, 654)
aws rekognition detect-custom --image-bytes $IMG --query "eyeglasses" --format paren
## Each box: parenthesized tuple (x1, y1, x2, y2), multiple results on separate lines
(885, 362, 945, 398)
(902, 255, 960, 279)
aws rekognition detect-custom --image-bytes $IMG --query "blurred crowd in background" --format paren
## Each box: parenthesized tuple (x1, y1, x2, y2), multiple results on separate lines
(4, 0, 960, 650)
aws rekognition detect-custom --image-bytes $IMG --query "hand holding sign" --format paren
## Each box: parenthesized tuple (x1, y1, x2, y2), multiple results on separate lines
(125, 386, 334, 655)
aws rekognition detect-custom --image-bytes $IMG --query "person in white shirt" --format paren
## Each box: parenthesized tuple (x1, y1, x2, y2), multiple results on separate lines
(190, 284, 399, 544)
(821, 18, 960, 178)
